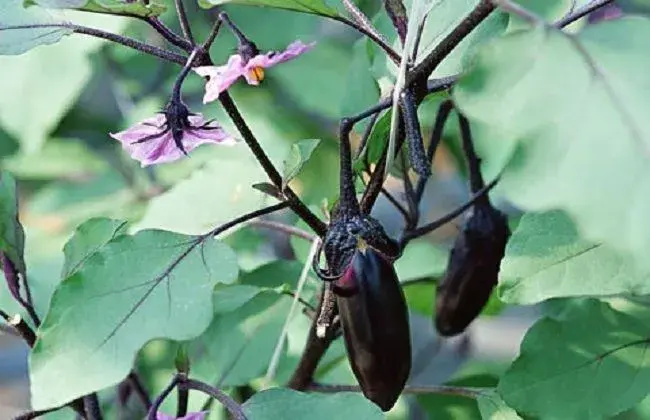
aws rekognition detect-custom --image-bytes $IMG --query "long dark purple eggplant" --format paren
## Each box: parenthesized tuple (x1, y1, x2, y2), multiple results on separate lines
(435, 202, 510, 336)
(336, 245, 411, 411)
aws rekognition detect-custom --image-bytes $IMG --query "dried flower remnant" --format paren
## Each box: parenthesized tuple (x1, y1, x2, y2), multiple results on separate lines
(194, 41, 315, 103)
(110, 102, 236, 167)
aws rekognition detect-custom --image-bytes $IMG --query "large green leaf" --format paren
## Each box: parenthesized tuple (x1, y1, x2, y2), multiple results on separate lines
(190, 290, 292, 387)
(242, 388, 384, 419)
(417, 1, 509, 78)
(499, 211, 650, 304)
(0, 171, 26, 275)
(199, 0, 340, 17)
(0, 12, 126, 152)
(476, 390, 522, 420)
(0, 0, 71, 55)
(454, 17, 650, 272)
(29, 230, 239, 410)
(60, 217, 127, 278)
(135, 146, 269, 235)
(498, 300, 650, 418)
(2, 139, 107, 179)
(27, 0, 166, 17)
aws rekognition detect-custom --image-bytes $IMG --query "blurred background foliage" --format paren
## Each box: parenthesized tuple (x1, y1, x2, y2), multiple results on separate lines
(2, 0, 650, 419)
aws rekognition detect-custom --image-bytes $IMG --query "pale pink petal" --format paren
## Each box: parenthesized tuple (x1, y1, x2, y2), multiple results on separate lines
(109, 114, 166, 144)
(185, 115, 238, 146)
(194, 55, 246, 103)
(110, 114, 235, 167)
(246, 40, 315, 70)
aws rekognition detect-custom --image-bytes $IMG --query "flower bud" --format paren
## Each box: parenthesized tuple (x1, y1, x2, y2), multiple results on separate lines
(1, 252, 21, 302)
(435, 204, 510, 336)
(337, 247, 411, 411)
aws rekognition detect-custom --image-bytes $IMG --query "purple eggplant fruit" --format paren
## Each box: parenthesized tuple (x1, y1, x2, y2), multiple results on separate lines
(435, 203, 510, 337)
(336, 245, 411, 411)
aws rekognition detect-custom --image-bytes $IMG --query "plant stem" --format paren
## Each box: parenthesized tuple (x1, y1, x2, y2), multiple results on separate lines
(147, 375, 181, 420)
(341, 0, 392, 55)
(309, 383, 483, 398)
(250, 220, 316, 241)
(556, 0, 614, 27)
(409, 0, 495, 87)
(174, 0, 195, 45)
(219, 92, 327, 237)
(331, 16, 401, 64)
(181, 378, 248, 420)
(1, 24, 187, 65)
(339, 118, 362, 215)
(384, 0, 408, 43)
(83, 394, 103, 420)
(402, 177, 499, 243)
(458, 113, 486, 195)
(128, 371, 152, 410)
(143, 17, 193, 51)
(288, 286, 339, 390)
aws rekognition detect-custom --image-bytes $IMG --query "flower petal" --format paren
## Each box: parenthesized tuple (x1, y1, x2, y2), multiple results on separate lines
(109, 114, 166, 144)
(194, 55, 246, 102)
(246, 40, 315, 70)
(110, 113, 236, 167)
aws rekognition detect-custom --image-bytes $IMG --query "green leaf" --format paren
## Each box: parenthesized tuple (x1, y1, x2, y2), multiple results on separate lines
(190, 290, 292, 387)
(498, 300, 650, 418)
(453, 17, 650, 272)
(506, 0, 575, 31)
(282, 139, 321, 189)
(476, 390, 522, 420)
(199, 0, 340, 18)
(353, 111, 390, 174)
(60, 217, 127, 278)
(418, 375, 498, 420)
(0, 0, 71, 55)
(242, 388, 384, 419)
(499, 211, 650, 304)
(0, 12, 126, 152)
(0, 171, 26, 275)
(135, 146, 269, 235)
(395, 239, 448, 282)
(27, 0, 167, 17)
(29, 230, 239, 410)
(340, 40, 380, 118)
(3, 139, 107, 179)
(418, 2, 509, 78)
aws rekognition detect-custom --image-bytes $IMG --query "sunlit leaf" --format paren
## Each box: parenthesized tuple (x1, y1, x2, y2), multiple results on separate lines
(454, 17, 650, 271)
(242, 388, 384, 419)
(282, 139, 321, 189)
(198, 0, 340, 18)
(29, 230, 239, 410)
(27, 0, 166, 17)
(499, 211, 650, 304)
(498, 300, 650, 418)
(0, 12, 126, 152)
(61, 217, 127, 278)
(190, 290, 291, 387)
(0, 0, 71, 55)
(476, 390, 522, 420)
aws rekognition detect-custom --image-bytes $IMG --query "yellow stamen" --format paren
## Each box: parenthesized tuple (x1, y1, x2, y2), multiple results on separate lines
(249, 67, 265, 83)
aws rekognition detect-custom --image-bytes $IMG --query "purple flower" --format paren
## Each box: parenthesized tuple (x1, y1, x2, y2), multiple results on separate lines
(110, 101, 236, 167)
(156, 411, 208, 420)
(194, 40, 315, 103)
